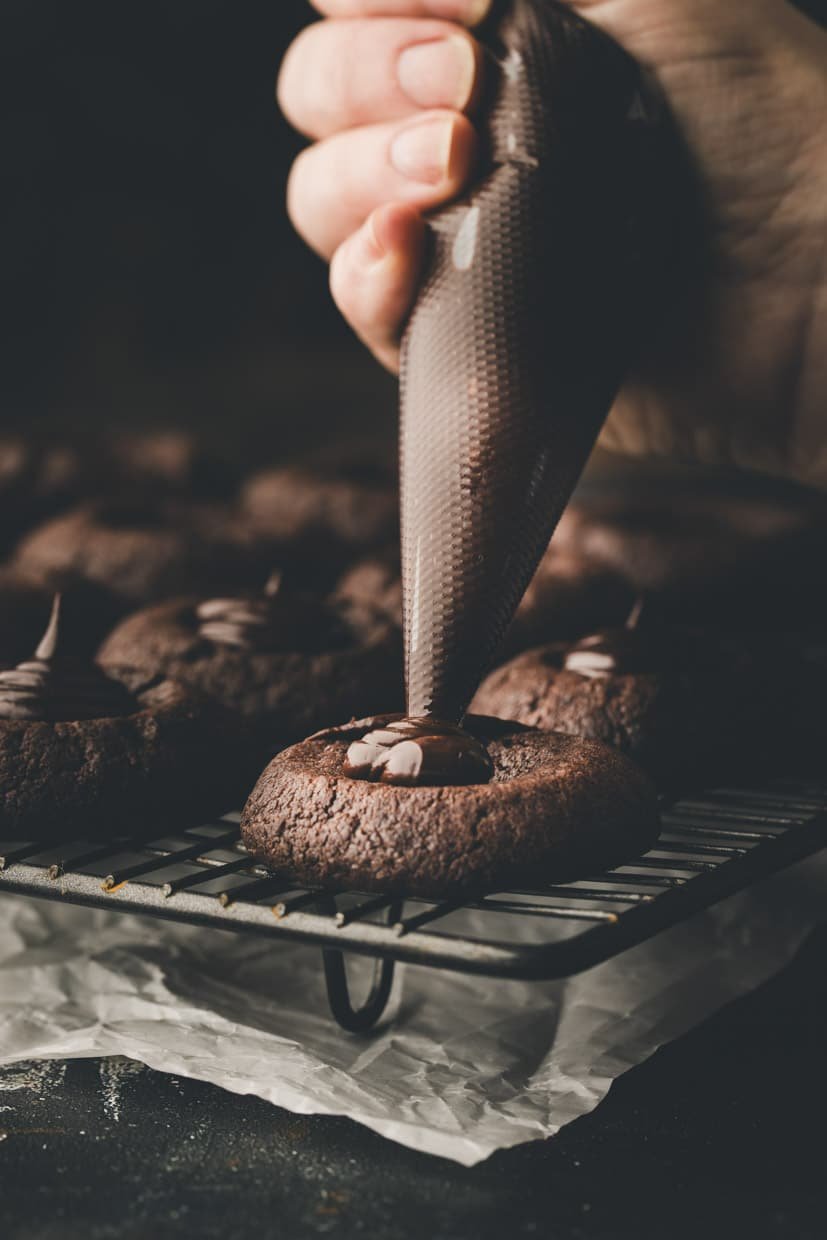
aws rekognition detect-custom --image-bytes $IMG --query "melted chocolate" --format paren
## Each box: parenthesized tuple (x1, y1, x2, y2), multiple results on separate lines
(0, 595, 136, 722)
(562, 600, 666, 678)
(197, 575, 343, 653)
(344, 717, 493, 788)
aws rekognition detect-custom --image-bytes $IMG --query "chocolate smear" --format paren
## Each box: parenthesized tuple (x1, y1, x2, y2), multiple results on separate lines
(0, 595, 136, 722)
(344, 717, 493, 788)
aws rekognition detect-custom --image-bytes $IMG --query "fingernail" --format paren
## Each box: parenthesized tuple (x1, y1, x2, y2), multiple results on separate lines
(398, 36, 476, 111)
(390, 116, 455, 185)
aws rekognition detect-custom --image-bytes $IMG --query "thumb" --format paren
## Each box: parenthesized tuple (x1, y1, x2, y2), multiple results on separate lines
(554, 0, 794, 66)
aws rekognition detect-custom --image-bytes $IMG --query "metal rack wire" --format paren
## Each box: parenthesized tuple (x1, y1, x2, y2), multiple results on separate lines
(1, 778, 824, 1032)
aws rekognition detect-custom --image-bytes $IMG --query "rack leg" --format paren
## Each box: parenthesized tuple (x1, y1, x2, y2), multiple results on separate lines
(321, 899, 402, 1033)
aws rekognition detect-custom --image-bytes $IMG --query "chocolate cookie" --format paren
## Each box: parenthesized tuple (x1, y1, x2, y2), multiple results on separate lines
(0, 597, 245, 837)
(98, 578, 403, 760)
(12, 499, 269, 611)
(241, 465, 398, 558)
(553, 486, 827, 628)
(240, 714, 659, 896)
(472, 611, 773, 788)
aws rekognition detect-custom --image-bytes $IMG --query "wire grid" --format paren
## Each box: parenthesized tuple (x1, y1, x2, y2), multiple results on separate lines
(0, 780, 824, 983)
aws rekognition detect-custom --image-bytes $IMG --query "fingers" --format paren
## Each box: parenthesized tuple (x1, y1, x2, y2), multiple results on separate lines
(330, 203, 426, 371)
(279, 18, 483, 140)
(287, 110, 477, 258)
(311, 1, 492, 24)
(282, 6, 484, 360)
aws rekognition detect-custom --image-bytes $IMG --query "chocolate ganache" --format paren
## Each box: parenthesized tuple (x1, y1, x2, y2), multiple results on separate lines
(562, 600, 666, 678)
(344, 717, 494, 788)
(196, 574, 344, 653)
(0, 595, 136, 722)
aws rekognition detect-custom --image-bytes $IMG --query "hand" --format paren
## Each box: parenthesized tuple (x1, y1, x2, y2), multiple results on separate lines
(279, 0, 486, 370)
(279, 1, 827, 489)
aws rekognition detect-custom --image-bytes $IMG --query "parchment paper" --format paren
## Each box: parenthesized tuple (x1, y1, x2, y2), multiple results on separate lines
(0, 852, 824, 1165)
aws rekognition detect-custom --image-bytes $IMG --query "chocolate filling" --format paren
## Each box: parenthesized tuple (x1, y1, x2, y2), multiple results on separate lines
(344, 717, 494, 788)
(562, 599, 667, 678)
(195, 574, 346, 654)
(0, 595, 136, 722)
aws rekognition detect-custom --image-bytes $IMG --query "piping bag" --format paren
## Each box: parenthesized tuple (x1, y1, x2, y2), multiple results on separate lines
(400, 0, 662, 723)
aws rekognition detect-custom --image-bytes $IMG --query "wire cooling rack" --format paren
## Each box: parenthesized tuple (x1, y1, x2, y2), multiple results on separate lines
(1, 779, 824, 1031)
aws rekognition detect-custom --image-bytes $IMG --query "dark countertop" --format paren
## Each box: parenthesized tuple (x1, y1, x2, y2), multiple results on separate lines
(0, 925, 825, 1240)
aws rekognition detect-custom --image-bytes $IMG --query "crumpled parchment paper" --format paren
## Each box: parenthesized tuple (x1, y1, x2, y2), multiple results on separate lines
(0, 852, 824, 1165)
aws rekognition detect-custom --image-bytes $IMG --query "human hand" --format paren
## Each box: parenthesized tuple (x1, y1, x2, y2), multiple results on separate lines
(279, 0, 486, 369)
(279, 1, 827, 488)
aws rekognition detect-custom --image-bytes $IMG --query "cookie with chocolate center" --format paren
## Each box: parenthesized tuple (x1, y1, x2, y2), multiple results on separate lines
(98, 577, 403, 763)
(471, 607, 802, 788)
(240, 714, 659, 897)
(0, 597, 245, 837)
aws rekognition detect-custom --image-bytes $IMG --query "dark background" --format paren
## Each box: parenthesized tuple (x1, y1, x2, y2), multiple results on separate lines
(0, 0, 396, 458)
